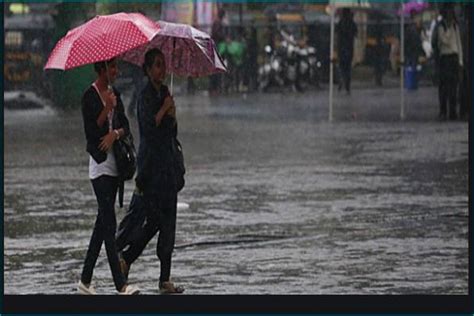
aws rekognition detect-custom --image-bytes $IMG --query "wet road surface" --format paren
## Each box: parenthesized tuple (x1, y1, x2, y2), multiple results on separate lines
(4, 87, 468, 294)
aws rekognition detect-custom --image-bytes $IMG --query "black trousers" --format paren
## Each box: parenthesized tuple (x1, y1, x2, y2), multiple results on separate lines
(438, 54, 460, 119)
(339, 56, 353, 92)
(81, 175, 126, 291)
(118, 173, 177, 283)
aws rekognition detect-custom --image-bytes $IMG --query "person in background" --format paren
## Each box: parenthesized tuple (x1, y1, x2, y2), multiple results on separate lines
(432, 4, 463, 120)
(209, 9, 226, 95)
(244, 24, 259, 92)
(336, 8, 358, 95)
(218, 35, 234, 93)
(373, 17, 388, 87)
(389, 37, 400, 75)
(78, 58, 139, 295)
(228, 28, 247, 92)
(404, 10, 424, 69)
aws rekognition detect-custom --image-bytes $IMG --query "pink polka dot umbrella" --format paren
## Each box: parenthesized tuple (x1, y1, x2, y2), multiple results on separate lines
(44, 12, 161, 71)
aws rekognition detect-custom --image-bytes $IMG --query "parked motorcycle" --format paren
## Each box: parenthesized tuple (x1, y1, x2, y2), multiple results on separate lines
(258, 30, 322, 92)
(258, 44, 285, 91)
(281, 30, 322, 91)
(298, 45, 322, 90)
(279, 31, 301, 91)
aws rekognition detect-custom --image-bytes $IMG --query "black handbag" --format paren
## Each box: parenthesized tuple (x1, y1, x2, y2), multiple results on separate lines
(172, 138, 185, 192)
(114, 133, 137, 208)
(114, 132, 137, 181)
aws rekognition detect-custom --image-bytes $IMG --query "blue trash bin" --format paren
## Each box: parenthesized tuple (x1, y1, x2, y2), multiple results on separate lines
(404, 65, 418, 90)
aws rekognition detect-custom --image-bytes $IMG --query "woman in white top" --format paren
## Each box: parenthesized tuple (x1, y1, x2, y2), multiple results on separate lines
(78, 58, 139, 295)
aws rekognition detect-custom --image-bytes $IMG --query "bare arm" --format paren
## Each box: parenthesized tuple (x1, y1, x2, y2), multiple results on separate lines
(96, 90, 117, 127)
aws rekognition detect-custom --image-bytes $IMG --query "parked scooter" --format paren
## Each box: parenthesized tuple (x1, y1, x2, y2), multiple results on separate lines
(258, 30, 322, 92)
(279, 30, 301, 91)
(258, 44, 285, 91)
(298, 46, 322, 89)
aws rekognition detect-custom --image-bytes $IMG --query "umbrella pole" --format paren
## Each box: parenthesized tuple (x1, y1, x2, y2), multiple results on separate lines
(105, 61, 112, 91)
(170, 73, 174, 95)
(170, 37, 176, 95)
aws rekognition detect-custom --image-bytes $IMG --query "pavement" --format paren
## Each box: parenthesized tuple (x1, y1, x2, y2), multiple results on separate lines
(168, 85, 452, 123)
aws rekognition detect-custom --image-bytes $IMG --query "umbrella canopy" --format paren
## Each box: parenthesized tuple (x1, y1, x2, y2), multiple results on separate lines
(399, 1, 429, 16)
(44, 12, 161, 70)
(121, 20, 227, 77)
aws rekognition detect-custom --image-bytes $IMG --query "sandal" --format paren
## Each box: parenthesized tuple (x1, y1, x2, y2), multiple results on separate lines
(77, 281, 96, 295)
(118, 284, 140, 295)
(159, 281, 185, 294)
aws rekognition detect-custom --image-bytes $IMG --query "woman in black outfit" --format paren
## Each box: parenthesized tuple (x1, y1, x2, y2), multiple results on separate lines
(336, 8, 358, 94)
(117, 48, 184, 294)
(78, 58, 139, 295)
(432, 4, 463, 120)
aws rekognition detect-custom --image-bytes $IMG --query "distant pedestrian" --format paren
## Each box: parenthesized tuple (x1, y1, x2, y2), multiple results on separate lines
(228, 29, 247, 92)
(373, 18, 387, 86)
(432, 4, 463, 120)
(209, 9, 226, 95)
(404, 11, 424, 69)
(389, 37, 400, 75)
(428, 12, 443, 85)
(244, 25, 258, 92)
(336, 8, 358, 94)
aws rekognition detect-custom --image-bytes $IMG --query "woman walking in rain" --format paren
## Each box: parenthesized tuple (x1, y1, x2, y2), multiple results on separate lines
(78, 58, 139, 295)
(117, 48, 184, 294)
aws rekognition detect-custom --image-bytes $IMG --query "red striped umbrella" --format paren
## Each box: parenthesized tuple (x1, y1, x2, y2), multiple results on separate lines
(44, 12, 161, 70)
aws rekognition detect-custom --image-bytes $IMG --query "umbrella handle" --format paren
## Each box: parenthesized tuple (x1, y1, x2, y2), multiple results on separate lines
(170, 38, 176, 95)
(105, 61, 112, 91)
(170, 73, 174, 95)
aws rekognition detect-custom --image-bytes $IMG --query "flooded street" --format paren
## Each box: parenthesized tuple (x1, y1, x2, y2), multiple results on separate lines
(3, 87, 469, 294)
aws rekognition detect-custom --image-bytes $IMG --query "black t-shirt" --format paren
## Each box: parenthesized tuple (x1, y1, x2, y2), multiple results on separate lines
(136, 82, 177, 191)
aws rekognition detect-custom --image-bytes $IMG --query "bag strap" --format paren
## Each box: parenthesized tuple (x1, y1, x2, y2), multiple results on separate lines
(118, 180, 125, 208)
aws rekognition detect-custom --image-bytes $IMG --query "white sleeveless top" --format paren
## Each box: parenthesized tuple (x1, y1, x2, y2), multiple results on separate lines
(88, 83, 118, 180)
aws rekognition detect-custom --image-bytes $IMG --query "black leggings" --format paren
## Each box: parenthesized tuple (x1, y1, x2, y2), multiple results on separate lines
(439, 54, 459, 118)
(81, 175, 126, 291)
(119, 178, 177, 283)
(339, 56, 353, 92)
